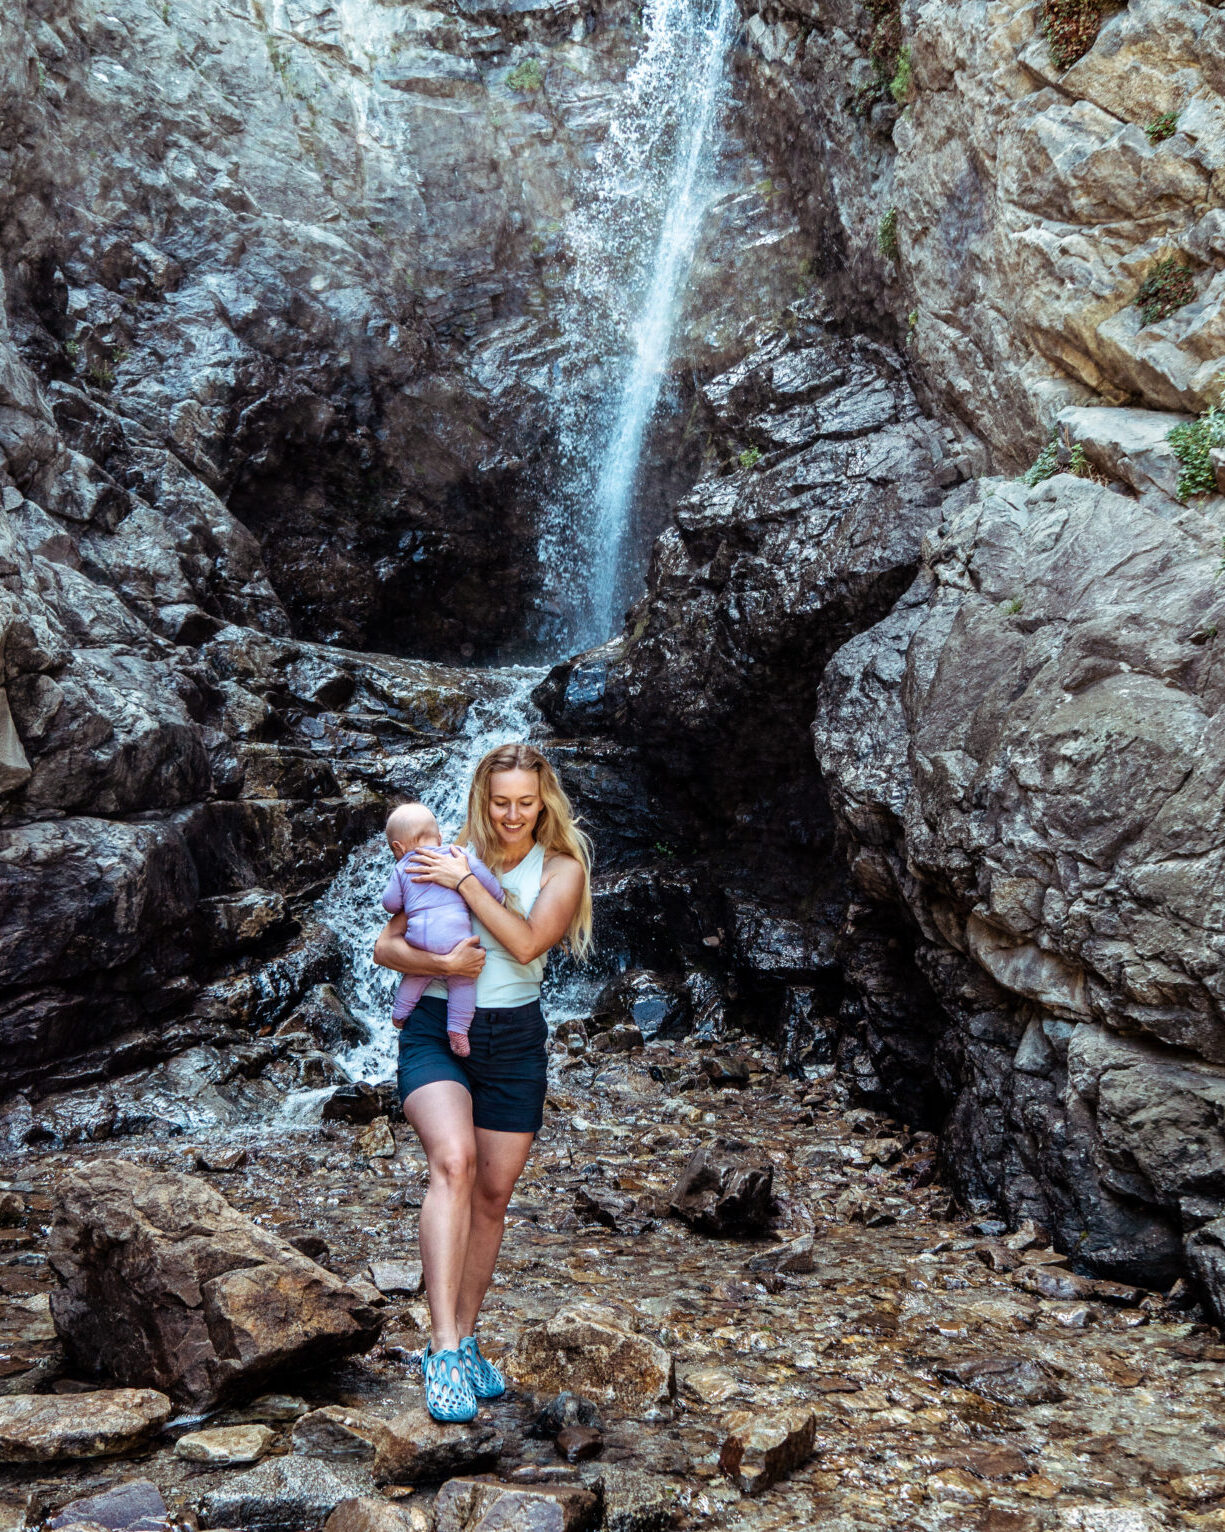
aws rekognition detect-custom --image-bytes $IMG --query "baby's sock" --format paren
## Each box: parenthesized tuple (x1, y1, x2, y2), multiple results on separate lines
(448, 1029, 471, 1058)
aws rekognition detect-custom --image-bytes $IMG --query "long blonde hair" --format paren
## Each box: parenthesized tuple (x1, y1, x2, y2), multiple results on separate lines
(461, 743, 593, 959)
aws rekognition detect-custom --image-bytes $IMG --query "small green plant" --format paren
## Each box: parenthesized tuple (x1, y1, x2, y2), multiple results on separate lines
(86, 362, 116, 388)
(161, 0, 170, 20)
(738, 445, 761, 470)
(1169, 403, 1225, 501)
(1004, 596, 1025, 616)
(1135, 258, 1196, 325)
(507, 57, 546, 93)
(1145, 111, 1178, 144)
(1041, 0, 1107, 71)
(877, 207, 899, 261)
(1023, 434, 1060, 487)
(889, 43, 912, 103)
(36, 60, 46, 92)
(653, 840, 677, 860)
(907, 308, 918, 328)
(64, 338, 80, 363)
(1068, 442, 1091, 478)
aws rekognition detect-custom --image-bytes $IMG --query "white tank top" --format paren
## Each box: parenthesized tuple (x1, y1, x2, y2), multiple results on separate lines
(425, 841, 547, 1010)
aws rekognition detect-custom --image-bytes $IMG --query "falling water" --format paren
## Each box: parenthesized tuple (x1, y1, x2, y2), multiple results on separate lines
(548, 0, 738, 646)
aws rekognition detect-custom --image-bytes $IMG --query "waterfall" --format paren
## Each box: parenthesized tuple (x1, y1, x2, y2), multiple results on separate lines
(546, 0, 738, 647)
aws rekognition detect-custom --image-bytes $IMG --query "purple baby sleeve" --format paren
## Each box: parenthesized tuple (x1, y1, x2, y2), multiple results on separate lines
(465, 851, 505, 904)
(381, 865, 406, 914)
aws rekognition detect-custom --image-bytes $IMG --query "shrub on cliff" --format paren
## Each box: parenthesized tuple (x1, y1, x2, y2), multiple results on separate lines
(1042, 0, 1108, 70)
(1169, 405, 1225, 501)
(1135, 259, 1196, 326)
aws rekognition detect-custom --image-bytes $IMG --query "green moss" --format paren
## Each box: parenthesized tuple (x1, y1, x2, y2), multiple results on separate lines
(1145, 111, 1178, 144)
(738, 445, 761, 470)
(877, 207, 899, 261)
(1004, 596, 1024, 616)
(889, 43, 912, 103)
(1169, 404, 1225, 501)
(507, 57, 546, 93)
(1135, 258, 1196, 326)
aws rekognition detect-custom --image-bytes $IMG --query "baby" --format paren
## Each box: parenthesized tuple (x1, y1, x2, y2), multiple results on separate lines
(381, 802, 504, 1058)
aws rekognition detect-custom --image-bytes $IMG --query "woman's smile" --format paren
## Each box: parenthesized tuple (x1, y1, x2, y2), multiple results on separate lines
(488, 768, 543, 855)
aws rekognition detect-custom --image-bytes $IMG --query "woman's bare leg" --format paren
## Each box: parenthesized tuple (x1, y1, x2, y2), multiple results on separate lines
(403, 1081, 477, 1352)
(456, 1128, 534, 1338)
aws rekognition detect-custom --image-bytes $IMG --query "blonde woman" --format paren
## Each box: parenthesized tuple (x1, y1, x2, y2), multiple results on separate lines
(372, 742, 593, 1422)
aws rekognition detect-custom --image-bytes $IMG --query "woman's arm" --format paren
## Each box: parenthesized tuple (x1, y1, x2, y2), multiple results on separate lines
(410, 849, 585, 966)
(372, 913, 486, 978)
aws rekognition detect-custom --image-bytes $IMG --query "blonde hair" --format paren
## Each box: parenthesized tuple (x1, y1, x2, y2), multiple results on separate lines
(460, 743, 594, 959)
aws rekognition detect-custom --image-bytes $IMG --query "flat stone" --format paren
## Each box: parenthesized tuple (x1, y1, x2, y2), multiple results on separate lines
(0, 1389, 171, 1463)
(680, 1367, 742, 1406)
(322, 1497, 415, 1532)
(49, 1480, 168, 1530)
(511, 1304, 675, 1415)
(174, 1423, 275, 1464)
(198, 1456, 377, 1532)
(194, 1146, 247, 1172)
(936, 1356, 1067, 1407)
(293, 1405, 502, 1484)
(246, 1394, 310, 1422)
(718, 1406, 817, 1495)
(745, 1234, 814, 1274)
(433, 1479, 599, 1532)
(368, 1261, 424, 1297)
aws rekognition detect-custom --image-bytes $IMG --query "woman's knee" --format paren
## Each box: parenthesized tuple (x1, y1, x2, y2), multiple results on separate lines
(430, 1143, 477, 1188)
(472, 1175, 516, 1219)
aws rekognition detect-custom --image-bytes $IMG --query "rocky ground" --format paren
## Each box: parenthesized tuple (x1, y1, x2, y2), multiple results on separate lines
(1, 1022, 1223, 1532)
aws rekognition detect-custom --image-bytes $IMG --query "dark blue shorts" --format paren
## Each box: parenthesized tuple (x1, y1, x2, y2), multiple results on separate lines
(396, 993, 548, 1134)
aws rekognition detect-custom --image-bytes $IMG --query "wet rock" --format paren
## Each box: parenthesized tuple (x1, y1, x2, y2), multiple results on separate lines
(745, 1233, 815, 1275)
(596, 1466, 676, 1532)
(512, 1306, 675, 1415)
(359, 1120, 397, 1159)
(680, 1368, 742, 1406)
(433, 1479, 599, 1532)
(530, 1393, 602, 1438)
(367, 1262, 424, 1297)
(588, 1024, 644, 1056)
(591, 972, 691, 1041)
(246, 1394, 311, 1422)
(936, 1356, 1067, 1407)
(281, 985, 371, 1055)
(194, 1146, 247, 1173)
(322, 1084, 385, 1126)
(48, 1160, 383, 1410)
(198, 1456, 377, 1532)
(718, 1406, 817, 1495)
(48, 1479, 169, 1531)
(668, 1140, 775, 1236)
(0, 1388, 170, 1462)
(175, 1423, 275, 1464)
(556, 1425, 603, 1463)
(292, 1405, 502, 1484)
(323, 1499, 415, 1532)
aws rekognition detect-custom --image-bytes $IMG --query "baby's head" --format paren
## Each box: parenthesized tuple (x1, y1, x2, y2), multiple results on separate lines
(385, 801, 442, 858)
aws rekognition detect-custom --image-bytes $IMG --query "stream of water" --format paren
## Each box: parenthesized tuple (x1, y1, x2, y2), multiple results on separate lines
(544, 0, 737, 646)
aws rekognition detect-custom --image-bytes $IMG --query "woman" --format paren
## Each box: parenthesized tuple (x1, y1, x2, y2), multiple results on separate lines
(372, 742, 593, 1422)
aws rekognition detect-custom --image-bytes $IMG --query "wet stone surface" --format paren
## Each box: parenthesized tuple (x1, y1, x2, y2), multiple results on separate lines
(1, 1027, 1224, 1531)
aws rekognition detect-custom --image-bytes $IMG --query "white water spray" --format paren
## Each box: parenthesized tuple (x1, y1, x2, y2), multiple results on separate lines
(549, 0, 737, 645)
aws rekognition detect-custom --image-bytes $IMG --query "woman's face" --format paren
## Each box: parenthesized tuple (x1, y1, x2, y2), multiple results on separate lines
(488, 768, 543, 853)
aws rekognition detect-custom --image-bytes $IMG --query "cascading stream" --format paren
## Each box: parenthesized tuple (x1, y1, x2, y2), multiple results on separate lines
(545, 0, 738, 647)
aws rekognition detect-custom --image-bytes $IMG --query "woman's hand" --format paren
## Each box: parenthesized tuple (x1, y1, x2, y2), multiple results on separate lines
(444, 935, 486, 980)
(409, 845, 471, 890)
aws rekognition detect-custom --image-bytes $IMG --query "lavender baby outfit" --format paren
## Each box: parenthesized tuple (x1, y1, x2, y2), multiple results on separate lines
(382, 846, 504, 1035)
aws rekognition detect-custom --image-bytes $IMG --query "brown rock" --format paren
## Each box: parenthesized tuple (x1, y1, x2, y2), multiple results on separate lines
(433, 1478, 599, 1532)
(511, 1304, 675, 1415)
(555, 1425, 603, 1463)
(293, 1405, 503, 1484)
(48, 1478, 169, 1530)
(936, 1356, 1066, 1407)
(745, 1234, 814, 1274)
(323, 1497, 415, 1532)
(48, 1160, 383, 1411)
(0, 1389, 171, 1462)
(668, 1140, 774, 1236)
(718, 1407, 817, 1495)
(358, 1120, 396, 1159)
(592, 1467, 675, 1532)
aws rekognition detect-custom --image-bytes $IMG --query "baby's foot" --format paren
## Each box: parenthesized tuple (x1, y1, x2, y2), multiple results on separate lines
(448, 1030, 471, 1058)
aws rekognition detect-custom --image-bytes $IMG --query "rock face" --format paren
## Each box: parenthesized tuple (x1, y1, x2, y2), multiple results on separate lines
(738, 0, 1225, 463)
(0, 1388, 170, 1462)
(48, 1159, 384, 1409)
(815, 457, 1225, 1292)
